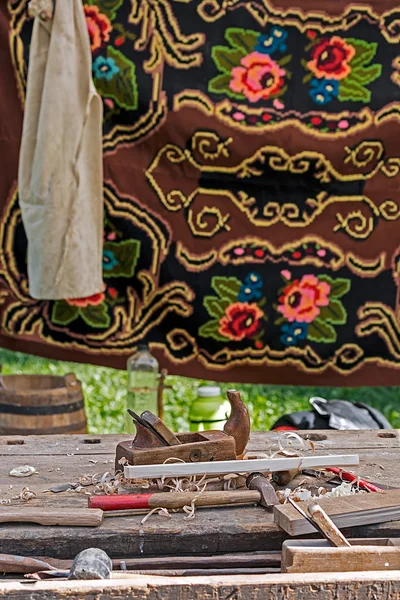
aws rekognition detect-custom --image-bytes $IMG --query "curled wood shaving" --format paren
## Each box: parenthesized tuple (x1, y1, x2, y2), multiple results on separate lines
(0, 499, 11, 505)
(93, 471, 120, 495)
(140, 507, 171, 525)
(9, 466, 38, 478)
(20, 487, 36, 502)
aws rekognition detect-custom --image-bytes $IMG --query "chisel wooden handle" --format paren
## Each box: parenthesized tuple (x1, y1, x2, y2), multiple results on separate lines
(89, 490, 261, 511)
(0, 509, 103, 527)
(307, 503, 351, 547)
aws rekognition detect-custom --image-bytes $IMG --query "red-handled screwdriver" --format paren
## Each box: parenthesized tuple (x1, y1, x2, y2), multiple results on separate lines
(325, 467, 384, 493)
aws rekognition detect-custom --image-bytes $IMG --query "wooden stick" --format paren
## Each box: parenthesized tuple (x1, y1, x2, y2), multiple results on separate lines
(124, 454, 360, 480)
(0, 509, 103, 527)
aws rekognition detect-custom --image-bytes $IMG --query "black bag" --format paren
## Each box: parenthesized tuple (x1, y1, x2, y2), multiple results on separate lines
(271, 397, 391, 431)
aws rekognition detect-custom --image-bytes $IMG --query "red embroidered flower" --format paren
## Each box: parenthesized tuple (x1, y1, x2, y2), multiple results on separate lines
(84, 5, 112, 52)
(67, 292, 105, 308)
(277, 275, 330, 323)
(307, 36, 355, 80)
(219, 302, 264, 341)
(230, 52, 286, 102)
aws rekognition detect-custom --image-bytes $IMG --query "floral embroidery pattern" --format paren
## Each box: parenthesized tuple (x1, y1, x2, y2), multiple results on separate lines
(209, 27, 292, 103)
(84, 1, 138, 111)
(200, 274, 266, 343)
(303, 34, 382, 104)
(84, 4, 112, 52)
(92, 56, 120, 81)
(51, 228, 140, 328)
(275, 272, 351, 345)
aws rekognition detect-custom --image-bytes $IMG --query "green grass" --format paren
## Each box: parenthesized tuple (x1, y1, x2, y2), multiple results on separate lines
(1, 349, 399, 432)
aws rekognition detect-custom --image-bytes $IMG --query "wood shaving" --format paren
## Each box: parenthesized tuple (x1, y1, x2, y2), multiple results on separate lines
(20, 487, 36, 502)
(118, 457, 128, 466)
(0, 499, 11, 505)
(9, 465, 37, 477)
(140, 507, 171, 525)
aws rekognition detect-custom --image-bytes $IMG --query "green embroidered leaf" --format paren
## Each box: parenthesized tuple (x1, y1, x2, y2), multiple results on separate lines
(273, 84, 288, 98)
(51, 302, 79, 326)
(352, 64, 382, 85)
(346, 39, 378, 69)
(318, 299, 347, 325)
(308, 319, 337, 343)
(318, 276, 351, 299)
(199, 319, 227, 341)
(87, 0, 123, 20)
(208, 74, 245, 100)
(225, 28, 260, 54)
(302, 72, 313, 84)
(94, 47, 138, 111)
(103, 240, 141, 278)
(211, 276, 241, 302)
(212, 46, 246, 73)
(204, 296, 229, 319)
(80, 304, 111, 329)
(338, 78, 370, 103)
(278, 54, 292, 67)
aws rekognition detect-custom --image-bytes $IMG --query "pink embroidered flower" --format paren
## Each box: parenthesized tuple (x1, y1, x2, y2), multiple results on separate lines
(230, 52, 286, 102)
(67, 292, 105, 308)
(307, 36, 355, 80)
(84, 5, 112, 52)
(277, 275, 330, 323)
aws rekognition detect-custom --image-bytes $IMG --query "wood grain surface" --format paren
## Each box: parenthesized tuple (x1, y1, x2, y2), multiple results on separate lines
(0, 431, 398, 559)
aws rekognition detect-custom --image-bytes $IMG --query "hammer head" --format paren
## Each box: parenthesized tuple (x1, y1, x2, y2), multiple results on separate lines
(246, 472, 279, 509)
(68, 548, 112, 580)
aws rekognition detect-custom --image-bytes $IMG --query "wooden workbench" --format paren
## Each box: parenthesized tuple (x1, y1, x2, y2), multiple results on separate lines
(1, 430, 400, 599)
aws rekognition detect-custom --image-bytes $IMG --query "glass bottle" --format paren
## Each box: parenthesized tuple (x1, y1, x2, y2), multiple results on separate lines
(125, 343, 159, 433)
(189, 386, 231, 432)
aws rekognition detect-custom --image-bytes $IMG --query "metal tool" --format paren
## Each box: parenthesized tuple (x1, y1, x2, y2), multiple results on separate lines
(287, 498, 350, 547)
(127, 409, 171, 446)
(307, 502, 351, 547)
(287, 498, 336, 545)
(115, 391, 252, 470)
(68, 548, 112, 580)
(246, 472, 279, 508)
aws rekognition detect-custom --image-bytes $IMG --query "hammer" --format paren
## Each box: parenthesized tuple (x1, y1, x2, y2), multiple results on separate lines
(89, 474, 279, 511)
(68, 548, 112, 580)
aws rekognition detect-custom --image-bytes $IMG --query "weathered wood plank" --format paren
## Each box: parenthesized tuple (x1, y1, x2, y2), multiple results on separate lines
(0, 432, 399, 559)
(2, 571, 400, 599)
(0, 429, 398, 458)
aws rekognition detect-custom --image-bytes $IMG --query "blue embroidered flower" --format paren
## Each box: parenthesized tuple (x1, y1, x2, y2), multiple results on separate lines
(280, 322, 309, 346)
(93, 56, 120, 81)
(309, 78, 339, 105)
(255, 27, 288, 55)
(238, 273, 263, 302)
(103, 249, 118, 271)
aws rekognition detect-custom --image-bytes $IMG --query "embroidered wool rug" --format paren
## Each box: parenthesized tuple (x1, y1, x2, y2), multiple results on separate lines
(1, 0, 400, 385)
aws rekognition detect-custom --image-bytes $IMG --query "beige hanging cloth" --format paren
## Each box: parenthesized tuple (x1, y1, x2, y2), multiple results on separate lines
(18, 0, 104, 299)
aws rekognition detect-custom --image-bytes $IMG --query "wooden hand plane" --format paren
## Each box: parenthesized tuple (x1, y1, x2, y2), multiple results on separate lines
(115, 389, 250, 471)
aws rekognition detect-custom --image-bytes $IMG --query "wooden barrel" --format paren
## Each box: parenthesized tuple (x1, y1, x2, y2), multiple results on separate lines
(0, 373, 87, 435)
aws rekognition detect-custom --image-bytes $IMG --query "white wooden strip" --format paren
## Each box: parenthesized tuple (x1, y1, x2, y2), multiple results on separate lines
(124, 454, 359, 480)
